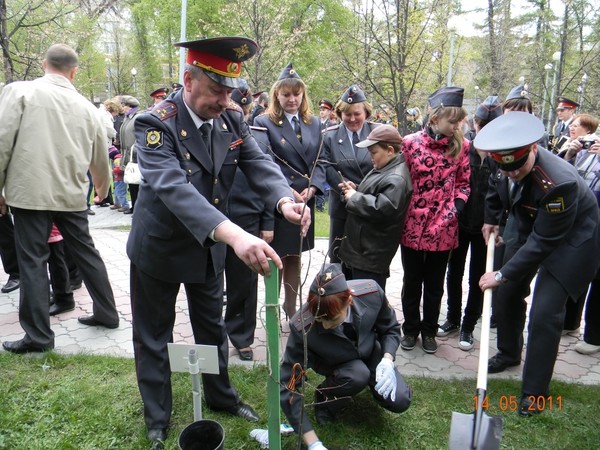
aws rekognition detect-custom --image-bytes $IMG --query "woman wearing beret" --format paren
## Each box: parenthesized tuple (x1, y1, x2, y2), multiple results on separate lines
(399, 87, 471, 355)
(254, 63, 324, 319)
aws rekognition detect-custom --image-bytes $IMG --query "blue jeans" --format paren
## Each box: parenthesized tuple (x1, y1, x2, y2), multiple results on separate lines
(113, 180, 128, 208)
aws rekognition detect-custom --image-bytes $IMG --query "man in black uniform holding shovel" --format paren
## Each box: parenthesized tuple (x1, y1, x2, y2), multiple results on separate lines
(477, 112, 600, 416)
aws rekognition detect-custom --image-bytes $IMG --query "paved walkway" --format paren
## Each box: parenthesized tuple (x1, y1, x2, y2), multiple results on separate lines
(1, 205, 599, 386)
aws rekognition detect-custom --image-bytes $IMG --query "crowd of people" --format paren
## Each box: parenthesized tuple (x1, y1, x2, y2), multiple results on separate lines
(1, 37, 599, 450)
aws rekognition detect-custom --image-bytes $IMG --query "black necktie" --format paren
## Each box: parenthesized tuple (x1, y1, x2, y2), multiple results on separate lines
(352, 132, 359, 146)
(200, 122, 212, 157)
(292, 116, 302, 143)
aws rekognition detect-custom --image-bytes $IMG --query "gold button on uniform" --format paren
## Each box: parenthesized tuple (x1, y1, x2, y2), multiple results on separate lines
(214, 198, 220, 205)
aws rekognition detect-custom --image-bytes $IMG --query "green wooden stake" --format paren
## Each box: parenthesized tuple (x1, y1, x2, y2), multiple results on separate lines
(265, 260, 281, 450)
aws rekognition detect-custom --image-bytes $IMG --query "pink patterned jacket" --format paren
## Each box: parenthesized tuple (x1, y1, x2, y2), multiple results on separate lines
(400, 129, 471, 251)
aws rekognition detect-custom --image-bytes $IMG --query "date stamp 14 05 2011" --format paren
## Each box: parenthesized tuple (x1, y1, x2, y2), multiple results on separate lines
(473, 395, 563, 412)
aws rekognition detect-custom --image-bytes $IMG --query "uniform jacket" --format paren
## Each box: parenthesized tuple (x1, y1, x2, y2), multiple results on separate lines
(400, 129, 471, 251)
(225, 125, 274, 231)
(500, 149, 600, 298)
(126, 91, 292, 283)
(339, 155, 413, 273)
(280, 280, 401, 433)
(321, 122, 380, 220)
(0, 74, 110, 210)
(253, 113, 325, 196)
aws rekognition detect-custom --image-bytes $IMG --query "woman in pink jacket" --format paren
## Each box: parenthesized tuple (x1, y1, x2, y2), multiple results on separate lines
(399, 87, 470, 354)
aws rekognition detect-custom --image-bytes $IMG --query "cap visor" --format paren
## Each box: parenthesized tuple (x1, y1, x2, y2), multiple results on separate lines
(355, 139, 378, 148)
(203, 71, 242, 89)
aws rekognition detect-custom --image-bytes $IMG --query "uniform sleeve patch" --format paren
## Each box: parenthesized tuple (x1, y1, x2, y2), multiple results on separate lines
(546, 197, 565, 213)
(146, 129, 163, 148)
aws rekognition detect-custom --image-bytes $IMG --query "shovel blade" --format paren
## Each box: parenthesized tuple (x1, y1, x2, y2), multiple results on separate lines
(449, 411, 503, 450)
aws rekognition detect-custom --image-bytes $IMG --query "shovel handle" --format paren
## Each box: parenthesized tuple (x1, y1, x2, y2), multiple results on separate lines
(476, 232, 496, 391)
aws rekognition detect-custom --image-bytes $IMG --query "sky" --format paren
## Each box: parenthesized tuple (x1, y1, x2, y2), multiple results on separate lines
(458, 0, 564, 37)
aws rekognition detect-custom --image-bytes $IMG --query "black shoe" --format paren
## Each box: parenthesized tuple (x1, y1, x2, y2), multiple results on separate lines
(2, 339, 52, 354)
(437, 320, 460, 337)
(458, 330, 474, 351)
(77, 315, 119, 329)
(488, 355, 520, 374)
(518, 394, 544, 417)
(238, 348, 253, 361)
(401, 335, 417, 351)
(422, 335, 438, 354)
(147, 428, 167, 450)
(49, 302, 75, 316)
(224, 402, 260, 422)
(86, 208, 96, 215)
(1, 277, 20, 293)
(123, 208, 133, 215)
(70, 280, 83, 291)
(314, 390, 335, 425)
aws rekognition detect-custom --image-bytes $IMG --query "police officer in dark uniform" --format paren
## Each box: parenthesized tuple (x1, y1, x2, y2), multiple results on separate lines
(170, 82, 183, 93)
(476, 112, 600, 416)
(321, 85, 378, 265)
(550, 96, 579, 152)
(318, 99, 334, 130)
(280, 263, 412, 450)
(224, 78, 273, 361)
(149, 87, 169, 106)
(127, 36, 310, 449)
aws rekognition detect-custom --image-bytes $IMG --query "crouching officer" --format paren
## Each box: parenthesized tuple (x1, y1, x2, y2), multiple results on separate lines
(477, 112, 600, 416)
(280, 263, 412, 449)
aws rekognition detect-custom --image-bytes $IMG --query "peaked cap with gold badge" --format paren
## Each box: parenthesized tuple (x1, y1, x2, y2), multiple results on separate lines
(175, 36, 258, 89)
(474, 111, 545, 171)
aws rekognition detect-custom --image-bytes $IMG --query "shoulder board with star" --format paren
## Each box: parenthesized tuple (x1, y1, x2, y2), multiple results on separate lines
(530, 165, 555, 193)
(291, 307, 315, 332)
(322, 124, 340, 134)
(348, 279, 380, 297)
(152, 102, 177, 121)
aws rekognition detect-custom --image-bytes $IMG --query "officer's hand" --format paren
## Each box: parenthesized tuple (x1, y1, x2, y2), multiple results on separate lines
(281, 202, 311, 237)
(374, 357, 396, 401)
(0, 196, 6, 217)
(307, 441, 328, 450)
(260, 230, 274, 244)
(481, 224, 500, 246)
(216, 221, 282, 275)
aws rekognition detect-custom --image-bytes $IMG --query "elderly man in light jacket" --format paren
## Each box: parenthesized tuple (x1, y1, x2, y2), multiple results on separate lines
(0, 43, 120, 354)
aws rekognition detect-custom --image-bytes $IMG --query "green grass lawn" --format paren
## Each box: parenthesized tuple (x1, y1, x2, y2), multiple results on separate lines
(1, 352, 599, 449)
(315, 206, 330, 239)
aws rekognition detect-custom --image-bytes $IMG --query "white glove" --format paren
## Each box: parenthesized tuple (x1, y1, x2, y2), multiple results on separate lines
(250, 429, 269, 449)
(250, 425, 294, 449)
(374, 357, 396, 401)
(308, 440, 328, 450)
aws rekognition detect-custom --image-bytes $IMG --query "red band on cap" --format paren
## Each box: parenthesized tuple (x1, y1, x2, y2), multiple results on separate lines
(188, 50, 242, 78)
(489, 145, 531, 165)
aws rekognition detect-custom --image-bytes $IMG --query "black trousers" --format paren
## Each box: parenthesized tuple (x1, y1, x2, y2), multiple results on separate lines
(400, 246, 451, 337)
(445, 228, 487, 332)
(583, 278, 600, 345)
(12, 208, 118, 347)
(316, 345, 411, 415)
(522, 268, 569, 396)
(0, 212, 19, 278)
(224, 217, 259, 350)
(131, 263, 240, 430)
(48, 240, 73, 305)
(328, 216, 346, 264)
(494, 244, 537, 363)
